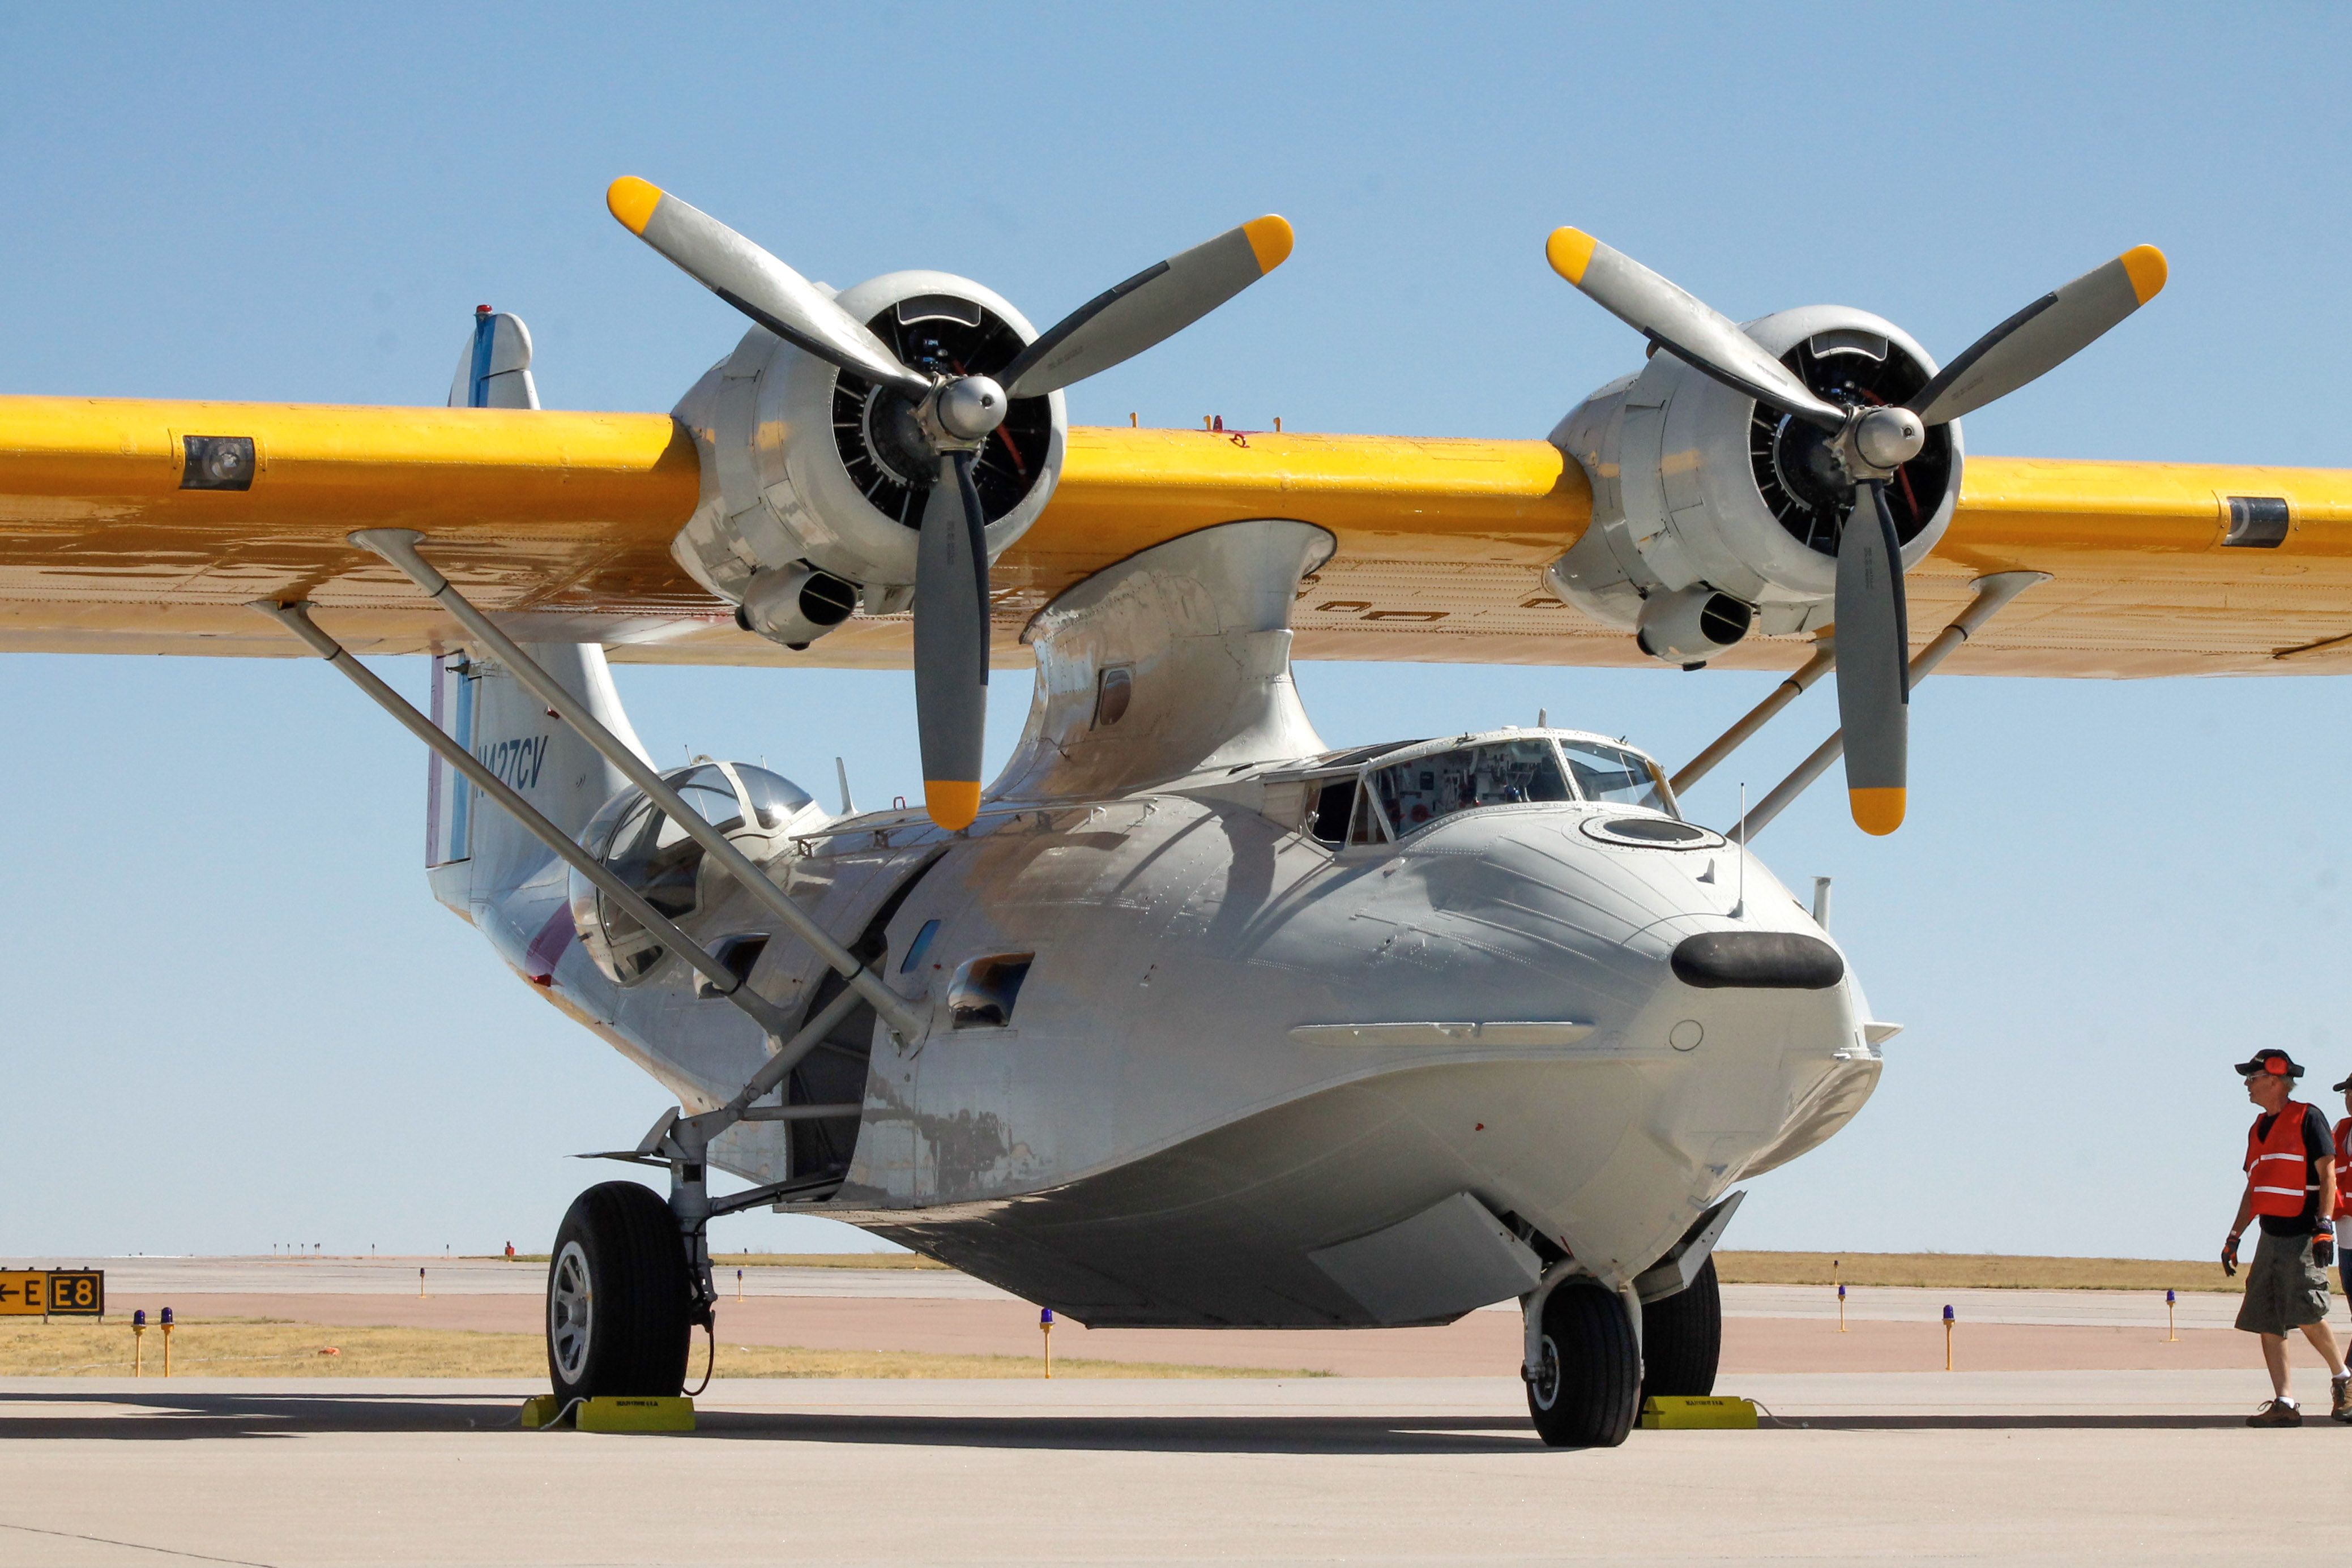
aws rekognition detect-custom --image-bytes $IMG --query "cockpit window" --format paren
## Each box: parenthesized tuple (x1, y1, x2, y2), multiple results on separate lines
(1309, 779, 1356, 844)
(571, 762, 816, 985)
(1370, 739, 1570, 836)
(675, 762, 813, 831)
(1559, 740, 1675, 814)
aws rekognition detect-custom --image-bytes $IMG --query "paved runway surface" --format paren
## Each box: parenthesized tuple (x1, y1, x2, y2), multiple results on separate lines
(0, 1370, 2337, 1565)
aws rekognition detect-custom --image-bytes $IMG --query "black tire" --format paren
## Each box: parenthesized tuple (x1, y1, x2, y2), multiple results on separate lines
(1639, 1255, 1722, 1400)
(1525, 1283, 1640, 1448)
(545, 1181, 694, 1401)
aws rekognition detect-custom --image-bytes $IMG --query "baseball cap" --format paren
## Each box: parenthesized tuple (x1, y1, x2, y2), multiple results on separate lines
(2236, 1050, 2305, 1079)
(2332, 1072, 2352, 1093)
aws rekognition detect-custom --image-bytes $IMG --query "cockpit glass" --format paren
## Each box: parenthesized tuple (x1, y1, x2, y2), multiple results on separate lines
(605, 798, 705, 919)
(671, 770, 746, 832)
(581, 764, 816, 982)
(1370, 740, 1570, 835)
(1559, 740, 1674, 814)
(730, 766, 815, 830)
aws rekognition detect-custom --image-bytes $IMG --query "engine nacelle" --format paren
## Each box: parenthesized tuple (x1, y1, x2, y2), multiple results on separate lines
(668, 270, 1068, 645)
(736, 562, 859, 649)
(1637, 585, 1753, 665)
(1546, 306, 1963, 659)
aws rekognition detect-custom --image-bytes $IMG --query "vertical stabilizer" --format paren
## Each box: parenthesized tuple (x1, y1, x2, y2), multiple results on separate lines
(425, 642, 651, 922)
(426, 307, 646, 947)
(449, 306, 539, 411)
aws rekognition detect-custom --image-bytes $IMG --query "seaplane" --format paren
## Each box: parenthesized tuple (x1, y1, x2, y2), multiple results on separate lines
(6, 177, 2345, 1445)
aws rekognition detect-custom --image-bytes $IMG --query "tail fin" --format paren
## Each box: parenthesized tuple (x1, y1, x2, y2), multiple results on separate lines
(426, 306, 647, 922)
(426, 642, 650, 917)
(450, 306, 538, 410)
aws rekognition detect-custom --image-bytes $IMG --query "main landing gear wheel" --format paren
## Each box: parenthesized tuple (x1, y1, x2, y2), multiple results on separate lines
(1525, 1283, 1640, 1449)
(1639, 1255, 1722, 1401)
(546, 1181, 695, 1402)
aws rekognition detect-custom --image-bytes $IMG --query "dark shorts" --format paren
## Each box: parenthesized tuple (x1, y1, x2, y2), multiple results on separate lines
(2236, 1231, 2332, 1337)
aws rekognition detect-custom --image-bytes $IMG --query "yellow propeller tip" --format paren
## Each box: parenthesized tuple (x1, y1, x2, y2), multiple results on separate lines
(2120, 245, 2167, 305)
(1244, 215, 1294, 274)
(1849, 787, 1906, 836)
(1546, 227, 1597, 285)
(606, 177, 664, 237)
(924, 780, 982, 832)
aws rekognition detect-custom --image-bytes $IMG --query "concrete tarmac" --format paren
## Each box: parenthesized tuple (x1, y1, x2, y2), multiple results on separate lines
(0, 1370, 2338, 1565)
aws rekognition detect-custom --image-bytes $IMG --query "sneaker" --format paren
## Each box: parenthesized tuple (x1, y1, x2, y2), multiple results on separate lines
(2249, 1398, 2304, 1428)
(2332, 1378, 2352, 1422)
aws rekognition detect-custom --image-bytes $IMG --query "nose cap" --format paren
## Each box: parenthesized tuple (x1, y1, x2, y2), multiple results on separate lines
(1671, 931, 1845, 989)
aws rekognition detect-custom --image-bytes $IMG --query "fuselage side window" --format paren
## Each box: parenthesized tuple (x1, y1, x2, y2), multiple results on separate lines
(1371, 740, 1570, 835)
(1309, 778, 1355, 844)
(1559, 740, 1677, 816)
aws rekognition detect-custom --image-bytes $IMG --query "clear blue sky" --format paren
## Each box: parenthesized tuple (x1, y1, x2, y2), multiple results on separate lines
(5, 4, 2347, 1261)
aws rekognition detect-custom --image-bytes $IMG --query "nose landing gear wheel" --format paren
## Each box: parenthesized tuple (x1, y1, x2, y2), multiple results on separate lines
(1525, 1283, 1640, 1448)
(545, 1181, 695, 1402)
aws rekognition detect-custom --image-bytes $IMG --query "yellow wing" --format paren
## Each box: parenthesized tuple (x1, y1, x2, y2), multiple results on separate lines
(3, 392, 2347, 675)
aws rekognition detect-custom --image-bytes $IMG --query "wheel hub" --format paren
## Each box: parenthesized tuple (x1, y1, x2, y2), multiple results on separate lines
(549, 1240, 593, 1382)
(1530, 1334, 1562, 1409)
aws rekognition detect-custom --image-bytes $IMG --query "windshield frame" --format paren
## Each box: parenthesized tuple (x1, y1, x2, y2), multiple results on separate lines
(1287, 728, 1682, 848)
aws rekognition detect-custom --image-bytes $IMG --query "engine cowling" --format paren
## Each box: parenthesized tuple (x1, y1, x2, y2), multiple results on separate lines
(1546, 306, 1962, 659)
(668, 270, 1069, 643)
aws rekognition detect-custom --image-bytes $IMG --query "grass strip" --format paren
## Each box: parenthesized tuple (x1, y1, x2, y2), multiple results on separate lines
(0, 1318, 1317, 1380)
(1715, 1250, 2238, 1293)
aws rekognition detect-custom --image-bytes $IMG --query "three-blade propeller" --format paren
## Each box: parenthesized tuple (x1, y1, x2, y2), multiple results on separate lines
(1547, 228, 2166, 834)
(608, 177, 1294, 830)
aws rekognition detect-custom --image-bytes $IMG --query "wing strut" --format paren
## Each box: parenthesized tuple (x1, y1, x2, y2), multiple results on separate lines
(1727, 572, 2049, 844)
(1670, 638, 1838, 797)
(347, 526, 925, 1044)
(247, 598, 798, 1037)
(254, 575, 933, 1328)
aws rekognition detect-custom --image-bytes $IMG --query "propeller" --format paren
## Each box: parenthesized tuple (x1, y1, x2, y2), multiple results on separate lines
(1547, 228, 2166, 834)
(608, 178, 1293, 830)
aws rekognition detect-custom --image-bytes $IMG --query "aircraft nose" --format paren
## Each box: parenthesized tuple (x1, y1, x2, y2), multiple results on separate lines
(1669, 930, 1844, 990)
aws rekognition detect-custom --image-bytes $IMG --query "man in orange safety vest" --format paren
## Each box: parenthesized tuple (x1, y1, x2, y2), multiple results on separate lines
(2226, 1050, 2347, 1426)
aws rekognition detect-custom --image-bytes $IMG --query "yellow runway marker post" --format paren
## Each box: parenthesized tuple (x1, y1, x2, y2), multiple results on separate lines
(1943, 1304, 1954, 1371)
(131, 1310, 145, 1377)
(160, 1307, 174, 1377)
(1040, 1307, 1053, 1379)
(2166, 1288, 2178, 1342)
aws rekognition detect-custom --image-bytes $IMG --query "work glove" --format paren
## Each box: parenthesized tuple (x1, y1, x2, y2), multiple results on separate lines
(2222, 1233, 2241, 1276)
(2318, 1231, 2337, 1270)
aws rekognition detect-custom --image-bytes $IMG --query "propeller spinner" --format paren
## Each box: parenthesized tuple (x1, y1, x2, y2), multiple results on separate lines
(608, 177, 1294, 830)
(1547, 228, 2165, 834)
